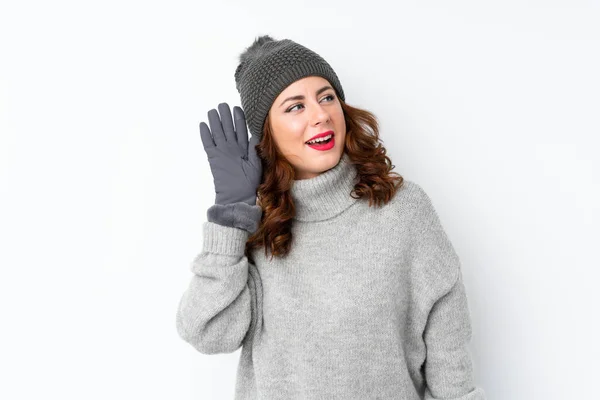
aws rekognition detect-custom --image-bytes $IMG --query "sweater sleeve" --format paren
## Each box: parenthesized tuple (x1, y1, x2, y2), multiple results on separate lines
(409, 183, 486, 400)
(175, 219, 263, 354)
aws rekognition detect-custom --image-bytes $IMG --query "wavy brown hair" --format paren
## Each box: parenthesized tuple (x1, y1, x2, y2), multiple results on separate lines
(244, 98, 405, 263)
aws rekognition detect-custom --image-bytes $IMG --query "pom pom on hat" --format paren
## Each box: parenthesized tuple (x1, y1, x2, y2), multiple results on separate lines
(239, 35, 276, 66)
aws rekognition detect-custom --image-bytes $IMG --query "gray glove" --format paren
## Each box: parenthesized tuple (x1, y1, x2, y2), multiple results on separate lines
(200, 103, 262, 206)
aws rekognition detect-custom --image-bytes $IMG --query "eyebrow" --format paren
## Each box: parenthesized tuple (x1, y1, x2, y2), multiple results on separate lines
(279, 85, 334, 107)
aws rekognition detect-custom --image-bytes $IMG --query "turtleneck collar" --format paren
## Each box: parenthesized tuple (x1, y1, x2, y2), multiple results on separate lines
(290, 152, 360, 222)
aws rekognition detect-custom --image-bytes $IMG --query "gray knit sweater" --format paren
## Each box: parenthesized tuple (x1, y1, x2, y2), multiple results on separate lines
(176, 153, 486, 400)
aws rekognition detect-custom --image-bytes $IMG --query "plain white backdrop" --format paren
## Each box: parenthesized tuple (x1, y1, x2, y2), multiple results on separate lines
(1, 0, 599, 399)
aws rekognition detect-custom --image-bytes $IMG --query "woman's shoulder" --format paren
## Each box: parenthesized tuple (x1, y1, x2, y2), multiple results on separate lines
(376, 177, 447, 231)
(353, 177, 430, 225)
(388, 177, 431, 212)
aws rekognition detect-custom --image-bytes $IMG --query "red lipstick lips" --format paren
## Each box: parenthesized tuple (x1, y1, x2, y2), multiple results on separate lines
(306, 130, 334, 143)
(306, 130, 335, 151)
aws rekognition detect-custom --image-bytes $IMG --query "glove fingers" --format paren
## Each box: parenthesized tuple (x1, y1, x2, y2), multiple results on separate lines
(199, 122, 215, 149)
(207, 108, 226, 147)
(218, 103, 237, 144)
(233, 106, 249, 156)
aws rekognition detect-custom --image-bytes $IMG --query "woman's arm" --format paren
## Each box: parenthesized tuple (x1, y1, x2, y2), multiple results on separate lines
(409, 183, 486, 400)
(422, 271, 486, 400)
(175, 202, 263, 354)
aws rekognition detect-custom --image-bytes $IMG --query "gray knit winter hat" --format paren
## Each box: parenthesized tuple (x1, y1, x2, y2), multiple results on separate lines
(234, 35, 346, 140)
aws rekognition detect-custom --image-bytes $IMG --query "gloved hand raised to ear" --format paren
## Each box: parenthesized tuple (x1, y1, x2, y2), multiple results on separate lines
(200, 103, 262, 206)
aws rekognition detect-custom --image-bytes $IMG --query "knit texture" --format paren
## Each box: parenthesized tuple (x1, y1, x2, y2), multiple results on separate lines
(234, 35, 345, 139)
(176, 153, 486, 399)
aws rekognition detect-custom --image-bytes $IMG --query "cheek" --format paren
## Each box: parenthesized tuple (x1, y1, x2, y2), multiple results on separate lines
(334, 110, 346, 135)
(273, 118, 305, 144)
(282, 121, 305, 143)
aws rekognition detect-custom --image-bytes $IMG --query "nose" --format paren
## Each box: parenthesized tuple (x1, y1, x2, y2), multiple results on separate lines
(311, 103, 330, 126)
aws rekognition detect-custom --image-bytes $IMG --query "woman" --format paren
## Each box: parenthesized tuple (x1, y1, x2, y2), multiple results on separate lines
(176, 35, 486, 400)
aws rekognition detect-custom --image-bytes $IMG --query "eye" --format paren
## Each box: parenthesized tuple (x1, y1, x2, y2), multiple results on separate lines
(285, 94, 336, 113)
(286, 103, 304, 113)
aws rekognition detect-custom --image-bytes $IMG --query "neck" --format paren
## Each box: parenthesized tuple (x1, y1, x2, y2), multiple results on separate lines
(290, 153, 360, 222)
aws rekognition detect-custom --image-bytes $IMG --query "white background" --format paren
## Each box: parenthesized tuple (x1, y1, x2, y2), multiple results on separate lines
(1, 0, 599, 399)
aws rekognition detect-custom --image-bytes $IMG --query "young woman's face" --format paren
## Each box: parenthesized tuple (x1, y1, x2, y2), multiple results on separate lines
(267, 76, 346, 180)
